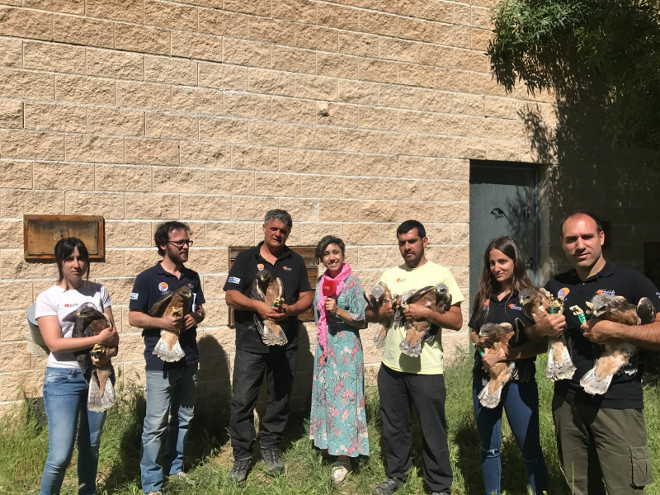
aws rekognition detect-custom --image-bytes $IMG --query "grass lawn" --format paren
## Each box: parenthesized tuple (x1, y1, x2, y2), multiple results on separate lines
(3, 352, 660, 494)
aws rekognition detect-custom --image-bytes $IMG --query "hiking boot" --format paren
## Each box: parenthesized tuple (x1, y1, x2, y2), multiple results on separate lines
(373, 478, 402, 495)
(261, 447, 284, 476)
(228, 458, 251, 483)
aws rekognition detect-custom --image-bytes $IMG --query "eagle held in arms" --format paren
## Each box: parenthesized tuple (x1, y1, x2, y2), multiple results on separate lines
(149, 285, 192, 362)
(519, 287, 575, 381)
(580, 294, 656, 395)
(251, 269, 287, 346)
(477, 321, 517, 408)
(365, 282, 394, 348)
(71, 304, 116, 412)
(398, 282, 452, 358)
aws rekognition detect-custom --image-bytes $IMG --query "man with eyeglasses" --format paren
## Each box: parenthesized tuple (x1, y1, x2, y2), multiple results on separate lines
(224, 209, 314, 482)
(129, 221, 206, 495)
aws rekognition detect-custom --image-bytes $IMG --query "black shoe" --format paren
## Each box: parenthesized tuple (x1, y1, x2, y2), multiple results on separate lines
(373, 478, 402, 495)
(261, 447, 284, 476)
(228, 458, 251, 483)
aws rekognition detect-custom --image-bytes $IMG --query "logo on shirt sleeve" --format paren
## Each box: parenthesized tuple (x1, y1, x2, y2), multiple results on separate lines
(228, 276, 241, 284)
(130, 293, 139, 301)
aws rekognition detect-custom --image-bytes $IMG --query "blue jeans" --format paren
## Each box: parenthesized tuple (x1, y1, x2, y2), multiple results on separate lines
(41, 367, 108, 495)
(472, 375, 548, 495)
(140, 366, 197, 493)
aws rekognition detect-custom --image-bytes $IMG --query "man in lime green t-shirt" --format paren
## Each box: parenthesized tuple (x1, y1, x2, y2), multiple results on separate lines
(368, 220, 464, 495)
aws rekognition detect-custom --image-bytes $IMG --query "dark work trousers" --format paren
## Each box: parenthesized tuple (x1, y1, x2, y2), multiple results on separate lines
(230, 346, 297, 460)
(378, 363, 452, 493)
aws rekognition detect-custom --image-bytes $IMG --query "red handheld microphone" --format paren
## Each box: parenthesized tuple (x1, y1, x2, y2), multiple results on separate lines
(322, 279, 337, 297)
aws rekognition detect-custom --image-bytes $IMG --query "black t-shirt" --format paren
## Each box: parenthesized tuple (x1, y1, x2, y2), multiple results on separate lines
(469, 289, 536, 382)
(129, 262, 205, 370)
(223, 242, 312, 353)
(545, 262, 660, 409)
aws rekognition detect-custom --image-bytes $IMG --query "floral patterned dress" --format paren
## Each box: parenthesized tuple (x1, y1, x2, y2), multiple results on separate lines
(309, 274, 369, 457)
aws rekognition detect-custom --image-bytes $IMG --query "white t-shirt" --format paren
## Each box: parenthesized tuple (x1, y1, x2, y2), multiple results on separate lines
(35, 281, 113, 369)
(380, 261, 464, 374)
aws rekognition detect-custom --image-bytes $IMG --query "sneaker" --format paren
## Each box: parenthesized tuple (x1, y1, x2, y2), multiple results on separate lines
(331, 462, 351, 484)
(228, 458, 252, 483)
(373, 478, 402, 495)
(261, 447, 284, 476)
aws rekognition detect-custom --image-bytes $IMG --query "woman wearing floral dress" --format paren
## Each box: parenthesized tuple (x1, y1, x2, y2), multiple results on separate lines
(309, 235, 369, 484)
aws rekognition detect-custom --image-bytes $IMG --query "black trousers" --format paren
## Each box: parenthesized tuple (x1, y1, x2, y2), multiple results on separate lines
(378, 363, 452, 493)
(230, 347, 297, 460)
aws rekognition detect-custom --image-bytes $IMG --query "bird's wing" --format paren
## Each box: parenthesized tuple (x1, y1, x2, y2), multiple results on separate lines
(149, 292, 174, 316)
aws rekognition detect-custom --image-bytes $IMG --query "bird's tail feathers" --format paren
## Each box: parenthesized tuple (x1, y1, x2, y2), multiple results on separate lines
(580, 367, 613, 395)
(88, 371, 116, 412)
(545, 340, 576, 381)
(152, 338, 185, 362)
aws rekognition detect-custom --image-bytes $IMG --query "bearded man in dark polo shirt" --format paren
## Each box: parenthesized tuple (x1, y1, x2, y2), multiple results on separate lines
(129, 221, 206, 495)
(224, 209, 314, 482)
(528, 211, 660, 495)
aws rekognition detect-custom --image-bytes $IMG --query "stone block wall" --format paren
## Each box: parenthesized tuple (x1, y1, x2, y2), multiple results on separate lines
(0, 0, 559, 413)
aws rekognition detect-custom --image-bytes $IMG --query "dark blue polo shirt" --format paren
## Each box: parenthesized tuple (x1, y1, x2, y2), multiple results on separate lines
(545, 262, 660, 409)
(129, 261, 205, 370)
(223, 242, 312, 353)
(469, 289, 537, 382)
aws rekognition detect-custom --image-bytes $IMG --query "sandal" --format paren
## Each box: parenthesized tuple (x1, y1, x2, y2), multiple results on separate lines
(331, 460, 351, 484)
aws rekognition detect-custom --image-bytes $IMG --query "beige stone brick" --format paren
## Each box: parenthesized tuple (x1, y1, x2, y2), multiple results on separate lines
(271, 46, 315, 74)
(248, 121, 295, 147)
(435, 114, 470, 136)
(336, 128, 381, 153)
(316, 53, 358, 79)
(317, 3, 359, 31)
(426, 244, 469, 266)
(0, 370, 44, 401)
(379, 85, 452, 113)
(356, 245, 399, 269)
(0, 6, 53, 41)
(224, 39, 270, 68)
(125, 137, 179, 166)
(145, 55, 197, 86)
(24, 0, 85, 15)
(204, 222, 255, 246)
(454, 93, 485, 116)
(55, 74, 115, 105)
(85, 249, 125, 277)
(437, 158, 469, 181)
(435, 201, 469, 223)
(248, 68, 296, 97)
(112, 332, 145, 361)
(271, 0, 315, 23)
(486, 139, 520, 161)
(0, 129, 64, 160)
(300, 175, 342, 199)
(294, 125, 337, 150)
(153, 166, 206, 193)
(452, 223, 469, 244)
(419, 44, 455, 68)
(0, 37, 22, 67)
(124, 192, 179, 219)
(190, 247, 228, 273)
(96, 277, 135, 305)
(0, 219, 22, 248)
(398, 155, 437, 179)
(358, 58, 398, 84)
(317, 102, 358, 128)
(454, 136, 487, 159)
(123, 248, 161, 276)
(206, 170, 254, 195)
(95, 164, 151, 192)
(223, 92, 270, 119)
(405, 0, 452, 22)
(247, 17, 291, 45)
(145, 0, 197, 30)
(172, 86, 222, 115)
(199, 8, 249, 38)
(338, 79, 378, 105)
(471, 6, 493, 30)
(437, 24, 470, 49)
(470, 72, 507, 97)
(397, 62, 441, 89)
(86, 48, 143, 80)
(33, 161, 93, 190)
(322, 151, 361, 175)
(471, 28, 494, 51)
(0, 98, 21, 128)
(87, 107, 145, 137)
(379, 38, 418, 64)
(24, 40, 85, 74)
(145, 112, 198, 140)
(24, 102, 85, 133)
(86, 0, 144, 23)
(1, 250, 56, 278)
(172, 31, 222, 62)
(359, 10, 398, 38)
(182, 194, 232, 220)
(455, 48, 489, 72)
(316, 199, 354, 223)
(65, 191, 125, 218)
(231, 145, 279, 171)
(378, 131, 416, 155)
(416, 134, 456, 157)
(338, 32, 379, 58)
(106, 221, 152, 247)
(256, 172, 301, 197)
(223, 0, 270, 16)
(359, 106, 398, 131)
(180, 141, 231, 168)
(291, 73, 336, 102)
(231, 196, 278, 221)
(400, 16, 436, 43)
(0, 281, 33, 310)
(341, 222, 380, 245)
(65, 134, 124, 163)
(115, 22, 170, 56)
(294, 24, 338, 52)
(199, 116, 249, 144)
(198, 62, 247, 91)
(117, 81, 171, 111)
(1, 310, 25, 341)
(53, 13, 113, 48)
(0, 68, 54, 99)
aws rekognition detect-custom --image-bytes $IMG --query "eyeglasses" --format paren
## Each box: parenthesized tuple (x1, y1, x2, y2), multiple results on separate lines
(168, 239, 193, 248)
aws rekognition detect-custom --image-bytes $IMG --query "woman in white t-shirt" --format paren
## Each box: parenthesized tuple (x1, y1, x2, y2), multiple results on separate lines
(35, 237, 119, 495)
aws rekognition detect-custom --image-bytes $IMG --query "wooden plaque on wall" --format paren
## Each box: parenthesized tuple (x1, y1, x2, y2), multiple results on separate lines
(227, 246, 318, 327)
(24, 215, 105, 261)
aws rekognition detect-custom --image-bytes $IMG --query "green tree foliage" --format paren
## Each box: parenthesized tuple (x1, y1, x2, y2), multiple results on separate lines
(488, 0, 660, 162)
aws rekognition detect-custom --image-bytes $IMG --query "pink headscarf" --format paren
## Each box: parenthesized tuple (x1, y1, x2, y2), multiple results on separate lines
(317, 262, 352, 363)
